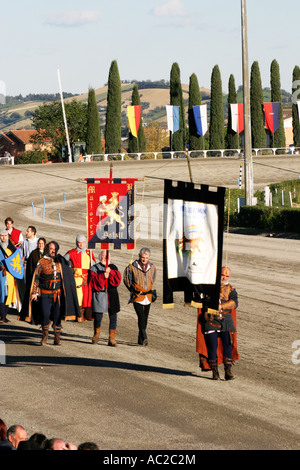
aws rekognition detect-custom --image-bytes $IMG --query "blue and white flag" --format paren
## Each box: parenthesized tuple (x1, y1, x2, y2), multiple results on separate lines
(193, 105, 208, 136)
(166, 105, 180, 133)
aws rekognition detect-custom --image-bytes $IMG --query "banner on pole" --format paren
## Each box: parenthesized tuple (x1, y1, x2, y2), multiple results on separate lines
(230, 103, 244, 134)
(264, 102, 279, 134)
(193, 105, 208, 136)
(86, 178, 138, 249)
(127, 105, 141, 138)
(163, 179, 225, 312)
(166, 105, 180, 133)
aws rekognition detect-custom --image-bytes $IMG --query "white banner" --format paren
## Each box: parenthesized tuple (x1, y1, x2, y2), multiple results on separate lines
(166, 199, 218, 285)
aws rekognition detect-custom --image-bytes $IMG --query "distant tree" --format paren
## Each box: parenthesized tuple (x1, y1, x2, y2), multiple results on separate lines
(170, 62, 185, 150)
(188, 73, 204, 150)
(292, 65, 300, 146)
(86, 87, 102, 154)
(105, 60, 122, 154)
(270, 60, 285, 149)
(128, 84, 146, 153)
(209, 65, 224, 150)
(250, 61, 266, 148)
(226, 74, 239, 150)
(144, 122, 169, 152)
(31, 100, 87, 153)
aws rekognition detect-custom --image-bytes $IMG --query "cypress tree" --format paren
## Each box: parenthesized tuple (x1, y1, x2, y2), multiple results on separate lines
(170, 62, 185, 151)
(104, 60, 122, 154)
(226, 74, 239, 150)
(188, 73, 204, 150)
(127, 84, 146, 153)
(86, 87, 102, 154)
(292, 66, 300, 146)
(209, 65, 224, 150)
(270, 59, 285, 149)
(250, 61, 266, 148)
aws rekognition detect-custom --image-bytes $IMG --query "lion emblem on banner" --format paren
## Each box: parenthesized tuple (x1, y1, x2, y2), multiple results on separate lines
(98, 192, 125, 230)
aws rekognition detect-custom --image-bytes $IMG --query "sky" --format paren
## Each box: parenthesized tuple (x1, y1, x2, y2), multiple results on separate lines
(1, 0, 299, 97)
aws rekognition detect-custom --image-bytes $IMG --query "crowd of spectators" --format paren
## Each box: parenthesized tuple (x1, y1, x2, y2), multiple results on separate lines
(0, 418, 99, 450)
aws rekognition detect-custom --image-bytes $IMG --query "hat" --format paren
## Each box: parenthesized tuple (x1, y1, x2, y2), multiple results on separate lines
(0, 228, 7, 235)
(76, 234, 86, 243)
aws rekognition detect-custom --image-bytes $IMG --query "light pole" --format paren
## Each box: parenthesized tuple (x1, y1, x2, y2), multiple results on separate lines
(241, 0, 254, 205)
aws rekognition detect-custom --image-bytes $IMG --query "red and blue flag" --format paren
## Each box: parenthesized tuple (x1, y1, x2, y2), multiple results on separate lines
(264, 102, 279, 134)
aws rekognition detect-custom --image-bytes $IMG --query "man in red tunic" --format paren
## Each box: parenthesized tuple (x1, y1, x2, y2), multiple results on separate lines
(5, 217, 23, 247)
(64, 234, 95, 321)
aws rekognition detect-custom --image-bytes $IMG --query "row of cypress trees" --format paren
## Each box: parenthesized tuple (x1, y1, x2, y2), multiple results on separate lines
(86, 59, 299, 155)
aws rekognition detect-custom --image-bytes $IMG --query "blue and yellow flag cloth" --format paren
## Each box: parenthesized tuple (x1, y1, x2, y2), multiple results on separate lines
(4, 248, 24, 279)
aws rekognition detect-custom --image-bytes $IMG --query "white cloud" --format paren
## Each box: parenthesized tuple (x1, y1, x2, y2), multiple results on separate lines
(44, 10, 101, 27)
(153, 0, 187, 18)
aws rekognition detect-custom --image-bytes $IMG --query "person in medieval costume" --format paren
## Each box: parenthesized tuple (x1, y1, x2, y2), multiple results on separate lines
(0, 229, 26, 322)
(64, 234, 95, 321)
(88, 250, 121, 346)
(24, 241, 81, 345)
(196, 266, 239, 380)
(123, 247, 157, 346)
(4, 217, 23, 247)
(19, 237, 46, 325)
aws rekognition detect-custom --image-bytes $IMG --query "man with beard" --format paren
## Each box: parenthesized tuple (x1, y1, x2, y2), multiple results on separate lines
(64, 234, 95, 321)
(29, 241, 81, 345)
(0, 229, 25, 322)
(196, 266, 239, 380)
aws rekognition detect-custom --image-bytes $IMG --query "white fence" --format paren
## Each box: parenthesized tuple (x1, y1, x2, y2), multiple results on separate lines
(0, 156, 14, 165)
(84, 146, 300, 162)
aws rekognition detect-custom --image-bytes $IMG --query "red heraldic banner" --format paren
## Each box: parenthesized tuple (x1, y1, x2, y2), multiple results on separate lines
(230, 103, 244, 134)
(86, 178, 138, 249)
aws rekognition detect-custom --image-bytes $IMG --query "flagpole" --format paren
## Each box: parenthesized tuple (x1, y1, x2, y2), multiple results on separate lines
(57, 67, 72, 163)
(241, 0, 253, 205)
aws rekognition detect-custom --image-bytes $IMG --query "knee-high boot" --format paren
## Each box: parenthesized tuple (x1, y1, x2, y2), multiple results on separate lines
(41, 324, 49, 346)
(224, 357, 234, 380)
(92, 327, 101, 345)
(53, 325, 62, 345)
(108, 329, 117, 347)
(208, 359, 220, 380)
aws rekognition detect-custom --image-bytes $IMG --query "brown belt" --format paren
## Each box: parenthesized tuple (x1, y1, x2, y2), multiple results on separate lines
(40, 288, 61, 304)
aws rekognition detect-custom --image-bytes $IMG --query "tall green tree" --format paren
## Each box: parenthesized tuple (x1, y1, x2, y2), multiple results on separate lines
(86, 87, 102, 154)
(31, 100, 87, 154)
(270, 59, 285, 149)
(226, 74, 239, 150)
(127, 84, 146, 153)
(105, 60, 122, 154)
(250, 61, 266, 148)
(209, 65, 224, 150)
(292, 65, 300, 146)
(170, 62, 185, 151)
(188, 73, 204, 150)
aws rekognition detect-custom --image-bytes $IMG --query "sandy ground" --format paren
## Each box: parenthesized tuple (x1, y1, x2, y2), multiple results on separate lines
(0, 155, 300, 451)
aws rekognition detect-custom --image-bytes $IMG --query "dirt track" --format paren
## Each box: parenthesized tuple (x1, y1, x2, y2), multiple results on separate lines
(0, 155, 300, 451)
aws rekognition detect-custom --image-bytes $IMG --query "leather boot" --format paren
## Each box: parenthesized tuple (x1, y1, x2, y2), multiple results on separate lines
(92, 327, 101, 345)
(53, 325, 62, 345)
(108, 329, 117, 347)
(41, 324, 49, 346)
(208, 359, 220, 380)
(224, 357, 235, 380)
